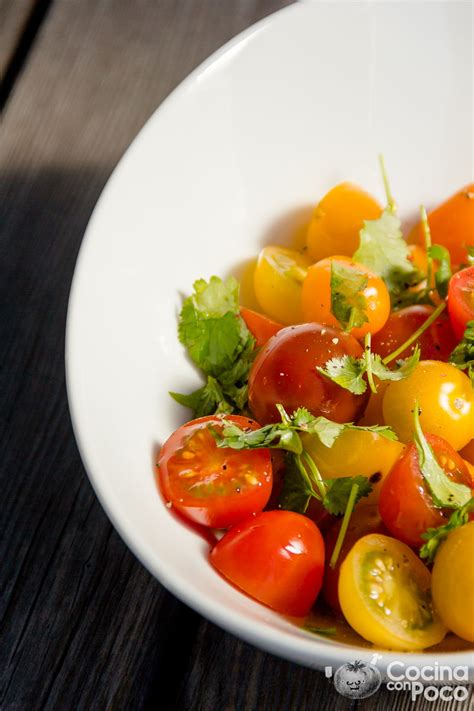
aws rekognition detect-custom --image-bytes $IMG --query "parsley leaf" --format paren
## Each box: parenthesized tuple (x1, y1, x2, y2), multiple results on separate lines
(330, 261, 368, 331)
(413, 406, 471, 509)
(322, 476, 373, 515)
(428, 244, 452, 299)
(173, 276, 256, 416)
(449, 320, 474, 387)
(420, 498, 474, 563)
(353, 209, 421, 299)
(317, 346, 420, 395)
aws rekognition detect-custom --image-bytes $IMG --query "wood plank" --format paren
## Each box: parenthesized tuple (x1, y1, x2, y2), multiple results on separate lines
(0, 0, 36, 81)
(1, 1, 472, 710)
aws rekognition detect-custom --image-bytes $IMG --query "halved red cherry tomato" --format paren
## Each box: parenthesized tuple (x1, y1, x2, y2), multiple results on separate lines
(448, 267, 474, 340)
(371, 305, 457, 361)
(323, 506, 386, 613)
(210, 510, 325, 616)
(158, 416, 272, 528)
(378, 434, 472, 547)
(409, 183, 474, 266)
(240, 307, 283, 347)
(248, 323, 370, 424)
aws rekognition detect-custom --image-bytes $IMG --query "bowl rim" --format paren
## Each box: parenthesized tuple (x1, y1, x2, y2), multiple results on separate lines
(65, 0, 474, 677)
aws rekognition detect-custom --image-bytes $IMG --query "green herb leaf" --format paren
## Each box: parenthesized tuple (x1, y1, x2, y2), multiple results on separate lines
(323, 476, 373, 516)
(370, 347, 421, 382)
(413, 406, 471, 509)
(353, 209, 421, 299)
(175, 276, 256, 415)
(330, 261, 368, 331)
(303, 625, 337, 636)
(428, 244, 452, 299)
(279, 455, 314, 513)
(449, 320, 474, 387)
(468, 246, 474, 266)
(420, 498, 474, 563)
(214, 420, 303, 454)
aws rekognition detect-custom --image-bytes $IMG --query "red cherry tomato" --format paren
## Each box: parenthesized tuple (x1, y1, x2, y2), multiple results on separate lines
(248, 323, 370, 424)
(210, 510, 325, 616)
(158, 416, 272, 528)
(240, 307, 283, 347)
(448, 267, 474, 340)
(378, 434, 472, 547)
(323, 506, 386, 613)
(371, 305, 458, 362)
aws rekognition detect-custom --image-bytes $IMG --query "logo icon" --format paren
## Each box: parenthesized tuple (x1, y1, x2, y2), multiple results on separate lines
(333, 660, 382, 699)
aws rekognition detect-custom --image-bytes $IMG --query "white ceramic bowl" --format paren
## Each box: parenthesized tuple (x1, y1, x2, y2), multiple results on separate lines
(66, 1, 473, 676)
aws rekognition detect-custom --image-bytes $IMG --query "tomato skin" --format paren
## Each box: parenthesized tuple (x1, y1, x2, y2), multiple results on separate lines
(210, 510, 325, 616)
(253, 246, 311, 325)
(301, 256, 390, 339)
(447, 267, 474, 340)
(409, 184, 474, 266)
(248, 323, 370, 425)
(240, 307, 283, 347)
(338, 534, 447, 650)
(432, 521, 474, 642)
(158, 416, 272, 528)
(460, 439, 474, 466)
(382, 360, 473, 451)
(306, 183, 382, 262)
(378, 434, 472, 547)
(371, 305, 457, 362)
(323, 506, 386, 613)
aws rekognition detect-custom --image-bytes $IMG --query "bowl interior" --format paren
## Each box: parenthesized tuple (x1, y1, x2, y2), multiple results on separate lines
(66, 0, 473, 673)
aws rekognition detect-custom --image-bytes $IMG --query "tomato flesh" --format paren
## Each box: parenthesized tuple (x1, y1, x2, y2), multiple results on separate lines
(338, 534, 447, 650)
(378, 434, 473, 547)
(371, 305, 457, 362)
(448, 267, 474, 340)
(248, 323, 370, 424)
(240, 307, 283, 347)
(211, 510, 325, 616)
(158, 416, 272, 528)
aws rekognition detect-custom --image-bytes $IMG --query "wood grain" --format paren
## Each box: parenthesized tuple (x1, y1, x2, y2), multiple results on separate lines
(0, 1, 472, 710)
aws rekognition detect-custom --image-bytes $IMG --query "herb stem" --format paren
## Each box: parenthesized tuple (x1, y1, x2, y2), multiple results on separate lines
(294, 454, 320, 508)
(329, 483, 359, 569)
(382, 301, 446, 365)
(420, 205, 433, 287)
(276, 403, 292, 426)
(302, 450, 328, 499)
(379, 154, 396, 214)
(364, 332, 378, 394)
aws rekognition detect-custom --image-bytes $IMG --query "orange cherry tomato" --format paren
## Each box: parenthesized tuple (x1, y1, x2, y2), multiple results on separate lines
(240, 307, 283, 347)
(378, 434, 473, 547)
(409, 184, 474, 266)
(158, 416, 272, 528)
(306, 183, 382, 261)
(301, 256, 390, 339)
(460, 439, 474, 466)
(210, 510, 325, 616)
(447, 267, 474, 340)
(248, 323, 370, 425)
(371, 305, 458, 362)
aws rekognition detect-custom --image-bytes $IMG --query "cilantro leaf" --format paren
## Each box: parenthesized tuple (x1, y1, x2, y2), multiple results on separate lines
(170, 377, 233, 417)
(322, 476, 373, 515)
(468, 246, 474, 266)
(279, 455, 314, 513)
(317, 347, 420, 395)
(303, 625, 337, 636)
(428, 244, 452, 299)
(353, 209, 421, 299)
(449, 320, 474, 387)
(420, 498, 474, 563)
(330, 261, 368, 331)
(214, 420, 303, 454)
(174, 276, 256, 416)
(413, 406, 471, 509)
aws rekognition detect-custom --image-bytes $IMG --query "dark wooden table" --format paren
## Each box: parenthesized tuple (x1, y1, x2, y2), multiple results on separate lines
(1, 2, 472, 709)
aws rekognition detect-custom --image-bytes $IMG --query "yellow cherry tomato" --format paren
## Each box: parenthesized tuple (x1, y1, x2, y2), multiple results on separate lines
(338, 534, 447, 650)
(303, 430, 404, 506)
(431, 522, 474, 642)
(382, 361, 473, 450)
(358, 381, 389, 426)
(306, 183, 382, 262)
(301, 256, 390, 339)
(253, 246, 311, 325)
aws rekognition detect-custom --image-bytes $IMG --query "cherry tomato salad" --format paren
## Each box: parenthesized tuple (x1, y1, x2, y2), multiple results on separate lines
(158, 159, 474, 651)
